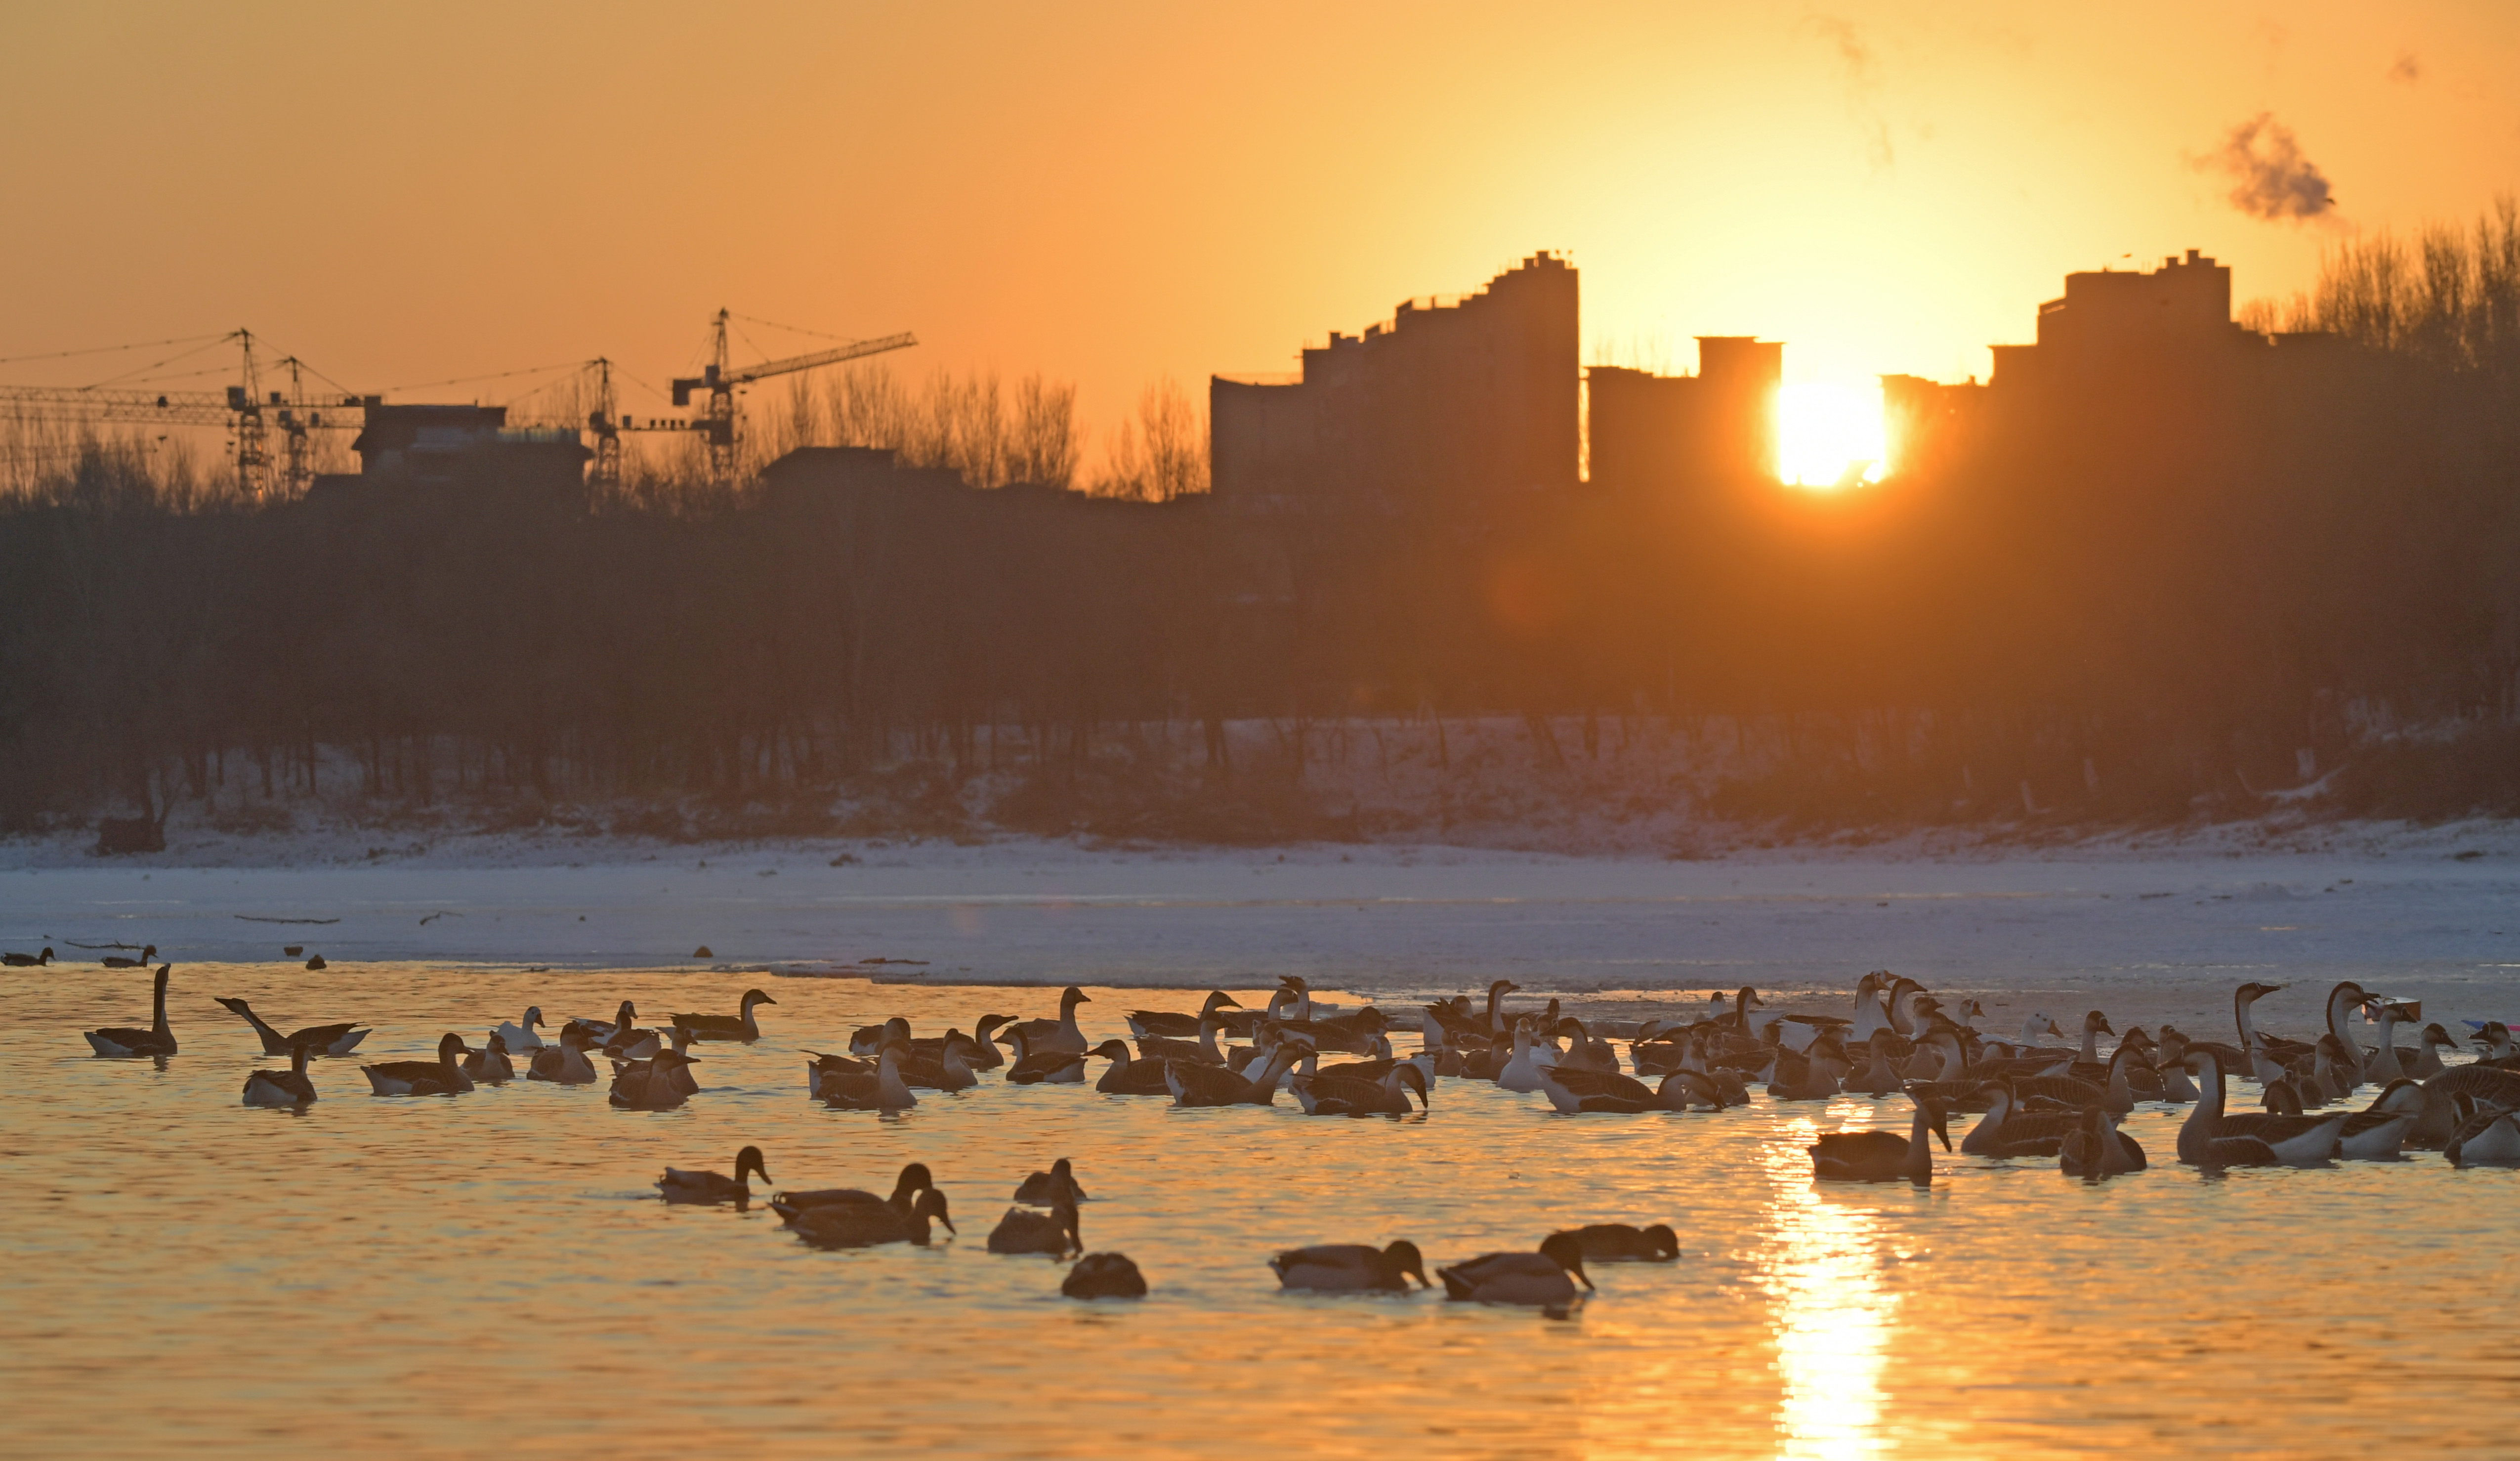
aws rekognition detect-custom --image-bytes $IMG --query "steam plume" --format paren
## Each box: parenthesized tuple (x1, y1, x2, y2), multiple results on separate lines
(2201, 113, 2335, 221)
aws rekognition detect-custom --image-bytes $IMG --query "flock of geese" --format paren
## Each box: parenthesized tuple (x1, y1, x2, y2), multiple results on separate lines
(56, 950, 2520, 1309)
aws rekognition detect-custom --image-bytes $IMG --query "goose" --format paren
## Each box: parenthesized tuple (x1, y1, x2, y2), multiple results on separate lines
(1960, 1080, 2081, 1158)
(2444, 1097, 2520, 1167)
(1002, 986, 1092, 1056)
(609, 1050, 699, 1110)
(850, 1016, 914, 1059)
(804, 1049, 871, 1099)
(821, 1040, 918, 1110)
(1004, 1028, 1090, 1085)
(2321, 981, 2373, 1092)
(241, 1040, 318, 1108)
(1126, 990, 1241, 1040)
(1810, 1098, 1948, 1184)
(2059, 1010, 2118, 1083)
(1850, 971, 1892, 1042)
(2363, 1001, 2418, 1082)
(2472, 1023, 2518, 1064)
(604, 1015, 665, 1061)
(2262, 1078, 2309, 1116)
(527, 1026, 599, 1084)
(2406, 1024, 2457, 1078)
(362, 1033, 474, 1096)
(84, 964, 178, 1057)
(462, 1032, 516, 1084)
(1436, 1233, 1594, 1306)
(772, 1161, 939, 1225)
(1013, 1158, 1089, 1204)
(1537, 1063, 1659, 1115)
(987, 1193, 1082, 1256)
(2058, 1105, 2146, 1176)
(563, 1000, 638, 1046)
(1270, 1241, 1428, 1292)
(1553, 1223, 1679, 1262)
(2411, 1066, 2520, 1148)
(1090, 1040, 1175, 1096)
(668, 989, 776, 1043)
(214, 997, 370, 1058)
(494, 1007, 547, 1053)
(2337, 1078, 2426, 1160)
(900, 1032, 983, 1092)
(1846, 1031, 1905, 1098)
(1496, 1019, 1549, 1093)
(658, 1146, 770, 1204)
(1062, 1252, 1147, 1299)
(1655, 1070, 1729, 1112)
(1138, 1015, 1231, 1067)
(1552, 1019, 1622, 1074)
(790, 1187, 955, 1247)
(1166, 1040, 1309, 1107)
(3, 946, 54, 968)
(958, 1014, 1012, 1071)
(1765, 1046, 1842, 1102)
(2176, 1044, 2342, 1165)
(1294, 1063, 1429, 1116)
(2232, 983, 2302, 1085)
(100, 945, 158, 969)
(2098, 1041, 2154, 1115)
(2153, 1029, 2202, 1103)
(662, 1026, 703, 1096)
(1681, 1032, 1752, 1105)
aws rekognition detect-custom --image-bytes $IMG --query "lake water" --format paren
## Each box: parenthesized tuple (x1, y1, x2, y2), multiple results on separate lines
(11, 964, 2519, 1459)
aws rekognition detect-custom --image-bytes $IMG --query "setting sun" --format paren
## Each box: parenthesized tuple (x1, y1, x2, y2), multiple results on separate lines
(1777, 382, 1887, 490)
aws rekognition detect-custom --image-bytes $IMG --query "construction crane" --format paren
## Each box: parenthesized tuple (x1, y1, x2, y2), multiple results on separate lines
(670, 310, 915, 487)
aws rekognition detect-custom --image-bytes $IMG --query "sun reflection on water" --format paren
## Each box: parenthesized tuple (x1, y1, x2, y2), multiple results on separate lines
(1758, 1113, 1896, 1461)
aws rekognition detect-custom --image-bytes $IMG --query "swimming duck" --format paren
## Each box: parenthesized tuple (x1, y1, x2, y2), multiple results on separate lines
(657, 1145, 770, 1204)
(1436, 1233, 1594, 1307)
(1062, 1253, 1147, 1299)
(1269, 1241, 1428, 1292)
(1126, 990, 1241, 1040)
(1013, 1158, 1089, 1204)
(1810, 1097, 1948, 1184)
(241, 1040, 318, 1108)
(494, 1007, 547, 1052)
(1001, 986, 1092, 1056)
(1003, 1028, 1090, 1085)
(463, 1032, 516, 1084)
(1293, 1062, 1429, 1116)
(214, 997, 370, 1058)
(100, 945, 158, 969)
(4, 946, 54, 968)
(85, 964, 178, 1057)
(528, 1026, 600, 1083)
(1553, 1223, 1679, 1262)
(771, 1161, 939, 1225)
(1089, 1039, 1173, 1095)
(362, 1033, 474, 1096)
(790, 1187, 955, 1247)
(668, 988, 776, 1043)
(2058, 1105, 2146, 1176)
(820, 1039, 917, 1110)
(987, 1192, 1082, 1256)
(609, 1049, 699, 1110)
(2176, 1044, 2342, 1165)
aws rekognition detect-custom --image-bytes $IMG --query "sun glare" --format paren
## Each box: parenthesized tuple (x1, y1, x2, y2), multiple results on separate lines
(1777, 382, 1887, 490)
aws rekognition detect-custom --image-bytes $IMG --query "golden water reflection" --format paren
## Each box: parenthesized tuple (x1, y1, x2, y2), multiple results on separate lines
(1760, 1113, 1896, 1461)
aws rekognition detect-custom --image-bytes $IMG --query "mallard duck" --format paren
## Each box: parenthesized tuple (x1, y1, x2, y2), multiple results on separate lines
(216, 996, 369, 1058)
(1810, 1098, 1948, 1183)
(1090, 1040, 1173, 1095)
(1062, 1252, 1147, 1299)
(241, 1041, 318, 1108)
(494, 1007, 547, 1053)
(1013, 1158, 1089, 1204)
(463, 1032, 515, 1084)
(658, 1145, 769, 1203)
(790, 1187, 955, 1246)
(1553, 1223, 1679, 1261)
(668, 988, 776, 1043)
(362, 1033, 474, 1096)
(100, 945, 157, 969)
(772, 1161, 939, 1226)
(527, 1026, 599, 1084)
(1436, 1233, 1594, 1306)
(85, 964, 178, 1057)
(986, 1193, 1080, 1256)
(1269, 1241, 1428, 1291)
(3, 945, 54, 968)
(1126, 990, 1241, 1039)
(1001, 986, 1091, 1055)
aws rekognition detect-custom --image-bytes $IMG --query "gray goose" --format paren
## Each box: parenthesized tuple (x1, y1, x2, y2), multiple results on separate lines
(2177, 1043, 2341, 1165)
(1126, 990, 1241, 1040)
(2444, 1096, 2520, 1166)
(1091, 1040, 1174, 1096)
(1811, 1097, 1948, 1184)
(1062, 1253, 1147, 1299)
(1167, 1039, 1309, 1107)
(1002, 986, 1092, 1056)
(84, 964, 177, 1057)
(668, 989, 776, 1043)
(1961, 1079, 2081, 1158)
(241, 1041, 318, 1108)
(772, 1161, 939, 1225)
(1012, 1158, 1088, 1205)
(362, 1033, 474, 1096)
(216, 996, 370, 1058)
(462, 1032, 516, 1084)
(2059, 1105, 2146, 1176)
(1294, 1062, 1428, 1116)
(791, 1188, 954, 1246)
(100, 945, 157, 969)
(527, 1026, 599, 1084)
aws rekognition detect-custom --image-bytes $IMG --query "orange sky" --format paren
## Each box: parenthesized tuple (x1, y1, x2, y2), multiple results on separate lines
(3, 1, 2515, 463)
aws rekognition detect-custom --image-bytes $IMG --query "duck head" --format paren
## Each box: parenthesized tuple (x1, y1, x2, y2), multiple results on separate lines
(735, 1145, 770, 1186)
(1381, 1239, 1428, 1288)
(1393, 1063, 1430, 1111)
(1537, 1231, 1595, 1290)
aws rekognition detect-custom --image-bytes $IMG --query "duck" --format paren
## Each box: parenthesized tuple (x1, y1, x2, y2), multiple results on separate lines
(987, 1193, 1082, 1256)
(214, 996, 370, 1058)
(462, 1032, 516, 1084)
(362, 1033, 474, 1096)
(84, 964, 178, 1057)
(241, 1040, 318, 1108)
(1166, 1039, 1310, 1107)
(668, 988, 776, 1043)
(1062, 1253, 1147, 1299)
(1089, 1040, 1174, 1096)
(1553, 1223, 1679, 1262)
(100, 945, 158, 969)
(790, 1187, 955, 1247)
(1003, 1027, 1090, 1085)
(1436, 1233, 1594, 1306)
(2058, 1105, 2146, 1176)
(527, 1026, 599, 1084)
(658, 1145, 770, 1204)
(1013, 1158, 1089, 1204)
(2444, 1097, 2520, 1167)
(1269, 1240, 1428, 1292)
(901, 1031, 983, 1092)
(772, 1161, 940, 1225)
(2176, 1043, 2343, 1165)
(494, 1007, 546, 1052)
(609, 1050, 699, 1110)
(1810, 1097, 1948, 1184)
(820, 1039, 918, 1110)
(1002, 986, 1092, 1056)
(4, 945, 55, 968)
(1294, 1062, 1429, 1116)
(1126, 990, 1241, 1040)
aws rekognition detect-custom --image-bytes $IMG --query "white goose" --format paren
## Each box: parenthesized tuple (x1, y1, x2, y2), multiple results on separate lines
(494, 1007, 548, 1053)
(1496, 1018, 1548, 1093)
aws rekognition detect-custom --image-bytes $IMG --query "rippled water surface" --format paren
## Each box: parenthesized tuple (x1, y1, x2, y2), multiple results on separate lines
(11, 965, 2519, 1459)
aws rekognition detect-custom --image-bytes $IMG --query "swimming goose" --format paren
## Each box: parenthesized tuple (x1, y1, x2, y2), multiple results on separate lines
(2410, 1066, 2520, 1148)
(609, 1050, 699, 1110)
(2444, 1097, 2520, 1167)
(790, 1187, 955, 1247)
(1127, 990, 1242, 1040)
(850, 1016, 914, 1058)
(987, 1192, 1082, 1256)
(2176, 1044, 2342, 1165)
(494, 1007, 547, 1053)
(2152, 1029, 2202, 1102)
(2472, 1023, 2518, 1064)
(1002, 986, 1092, 1056)
(668, 988, 776, 1043)
(1496, 1019, 1549, 1093)
(1437, 1233, 1594, 1306)
(4, 945, 54, 968)
(821, 1040, 918, 1110)
(803, 1049, 872, 1099)
(462, 1032, 516, 1084)
(2232, 983, 2302, 1085)
(1004, 1028, 1090, 1085)
(1766, 1045, 1843, 1102)
(2362, 1001, 2417, 1082)
(1062, 1252, 1147, 1299)
(1846, 1031, 1905, 1097)
(1166, 1039, 1309, 1107)
(1013, 1158, 1088, 1205)
(563, 1000, 638, 1046)
(1269, 1241, 1428, 1292)
(603, 1013, 665, 1061)
(1553, 1223, 1680, 1262)
(1850, 971, 1892, 1042)
(2058, 1011, 2118, 1084)
(1536, 1064, 1658, 1115)
(362, 1033, 474, 1096)
(1960, 1080, 2082, 1158)
(2058, 1105, 2146, 1176)
(100, 945, 158, 969)
(658, 1145, 770, 1204)
(527, 1026, 599, 1084)
(954, 1014, 1010, 1070)
(2337, 1078, 2426, 1160)
(1090, 1040, 1175, 1096)
(1652, 1070, 1728, 1111)
(2321, 982, 2373, 1092)
(1137, 1015, 1231, 1066)
(84, 964, 178, 1057)
(1294, 1062, 1429, 1116)
(241, 1041, 318, 1108)
(900, 1031, 982, 1092)
(1810, 1097, 1948, 1184)
(214, 997, 370, 1058)
(772, 1161, 939, 1224)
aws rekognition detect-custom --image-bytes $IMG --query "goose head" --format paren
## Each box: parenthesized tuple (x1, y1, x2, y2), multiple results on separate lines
(1537, 1232, 1595, 1290)
(1380, 1239, 1429, 1288)
(2083, 1010, 2116, 1037)
(1391, 1063, 1431, 1110)
(1091, 1038, 1133, 1063)
(728, 1145, 769, 1186)
(739, 988, 777, 1013)
(1916, 1097, 1953, 1151)
(1059, 986, 1090, 1013)
(1199, 990, 1242, 1016)
(484, 1032, 509, 1057)
(2262, 1078, 2305, 1115)
(436, 1031, 467, 1064)
(521, 1006, 544, 1030)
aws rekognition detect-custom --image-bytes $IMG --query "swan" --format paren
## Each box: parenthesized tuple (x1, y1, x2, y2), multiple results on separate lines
(494, 1006, 547, 1053)
(84, 964, 177, 1057)
(658, 1145, 770, 1203)
(1437, 1233, 1593, 1306)
(241, 1041, 318, 1108)
(1269, 1240, 1428, 1291)
(362, 1033, 474, 1096)
(1062, 1253, 1147, 1299)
